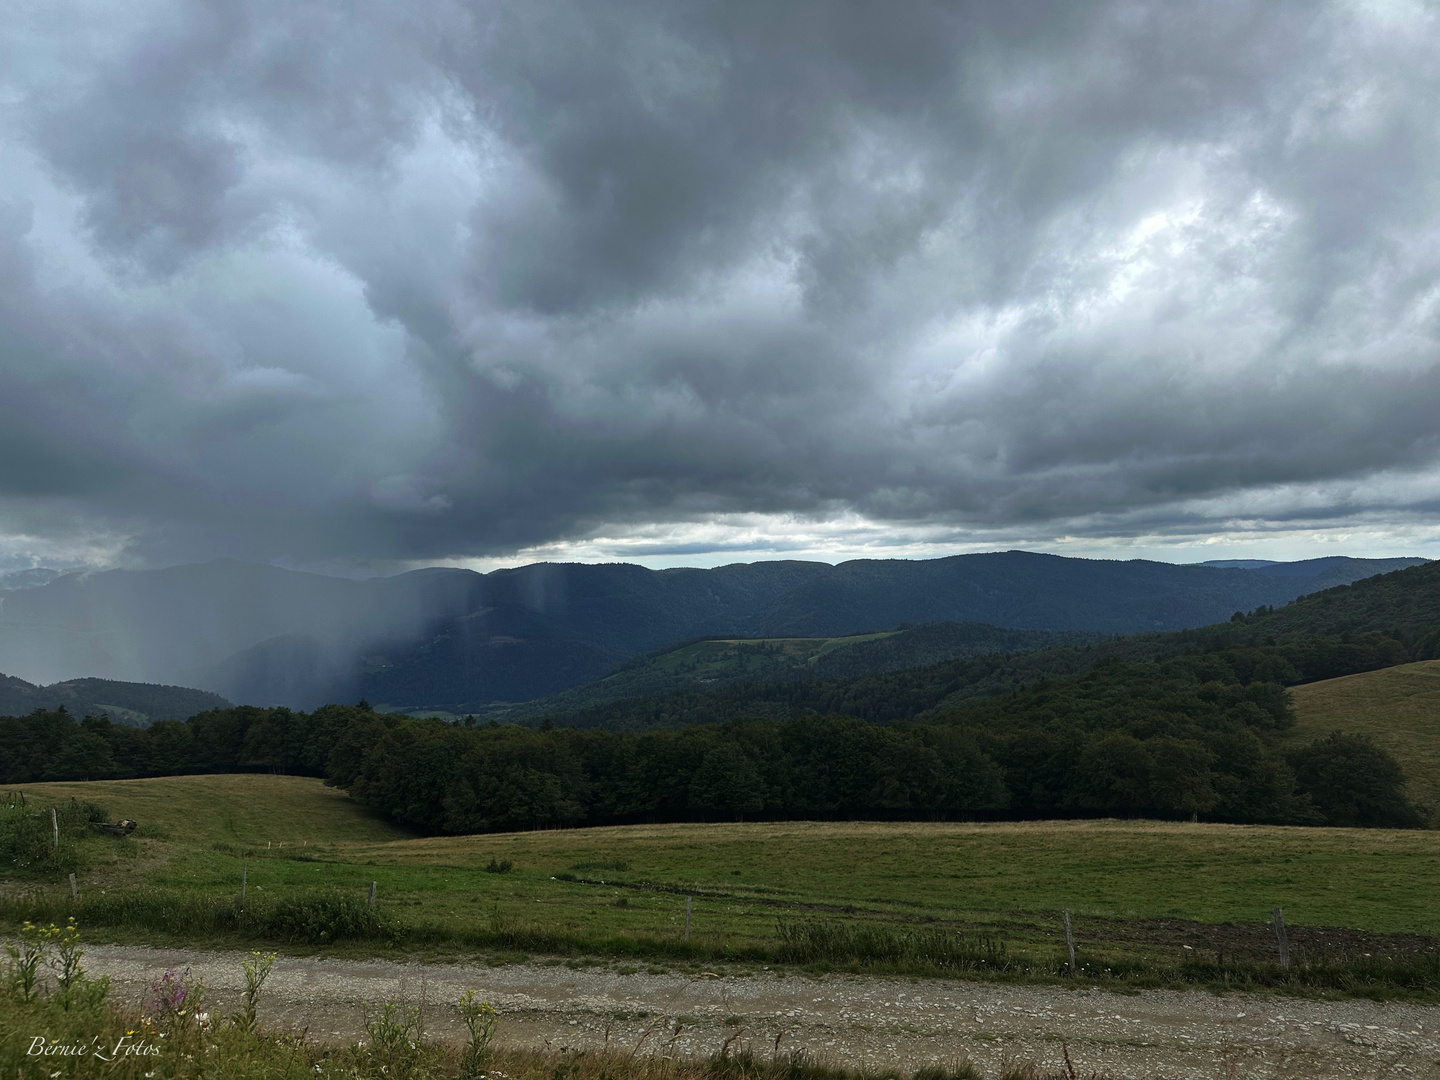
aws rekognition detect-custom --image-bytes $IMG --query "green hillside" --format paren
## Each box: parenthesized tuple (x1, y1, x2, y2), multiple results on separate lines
(1250, 559, 1440, 649)
(475, 621, 1102, 721)
(1290, 661, 1440, 815)
(524, 560, 1440, 732)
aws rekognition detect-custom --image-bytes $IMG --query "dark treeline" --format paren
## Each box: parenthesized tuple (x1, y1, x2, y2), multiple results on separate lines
(934, 652, 1425, 828)
(2, 645, 1425, 831)
(0, 704, 365, 786)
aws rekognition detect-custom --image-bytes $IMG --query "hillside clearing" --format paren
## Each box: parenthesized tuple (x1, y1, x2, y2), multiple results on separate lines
(1290, 660, 1440, 814)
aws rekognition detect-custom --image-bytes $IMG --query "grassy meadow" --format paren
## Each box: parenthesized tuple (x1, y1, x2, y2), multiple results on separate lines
(1289, 659, 1440, 815)
(4, 774, 1440, 998)
(7, 773, 411, 847)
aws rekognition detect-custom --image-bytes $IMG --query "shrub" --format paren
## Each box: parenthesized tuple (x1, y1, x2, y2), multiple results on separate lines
(0, 795, 107, 876)
(570, 859, 629, 871)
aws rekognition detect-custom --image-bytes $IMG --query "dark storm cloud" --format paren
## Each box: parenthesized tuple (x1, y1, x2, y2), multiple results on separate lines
(3, 0, 1440, 567)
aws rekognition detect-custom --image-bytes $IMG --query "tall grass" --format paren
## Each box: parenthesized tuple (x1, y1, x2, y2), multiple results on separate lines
(1177, 950, 1440, 996)
(0, 888, 753, 960)
(0, 889, 396, 945)
(775, 919, 1018, 974)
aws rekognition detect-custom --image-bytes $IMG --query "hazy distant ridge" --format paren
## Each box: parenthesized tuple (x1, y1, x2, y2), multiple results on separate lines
(0, 673, 230, 725)
(0, 552, 1423, 709)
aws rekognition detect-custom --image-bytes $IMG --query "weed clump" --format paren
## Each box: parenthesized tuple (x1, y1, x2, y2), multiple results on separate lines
(3, 917, 110, 1014)
(570, 859, 630, 872)
(264, 890, 396, 944)
(456, 989, 498, 1078)
(232, 950, 276, 1032)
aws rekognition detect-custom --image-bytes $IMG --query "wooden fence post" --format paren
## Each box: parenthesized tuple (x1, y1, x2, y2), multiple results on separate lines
(52, 807, 59, 849)
(1272, 907, 1290, 971)
(1062, 909, 1077, 975)
(369, 881, 377, 907)
(241, 864, 247, 904)
(69, 873, 78, 901)
(684, 896, 692, 942)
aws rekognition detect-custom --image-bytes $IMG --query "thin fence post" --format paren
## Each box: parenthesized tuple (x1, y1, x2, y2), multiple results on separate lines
(369, 881, 377, 907)
(1272, 907, 1290, 971)
(684, 896, 692, 942)
(69, 873, 78, 901)
(1063, 909, 1077, 975)
(241, 864, 247, 905)
(52, 807, 59, 849)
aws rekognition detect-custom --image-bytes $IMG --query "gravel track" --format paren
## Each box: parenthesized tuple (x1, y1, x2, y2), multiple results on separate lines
(78, 944, 1440, 1079)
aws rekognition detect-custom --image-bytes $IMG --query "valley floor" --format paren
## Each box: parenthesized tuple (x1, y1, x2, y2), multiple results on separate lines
(77, 943, 1440, 1079)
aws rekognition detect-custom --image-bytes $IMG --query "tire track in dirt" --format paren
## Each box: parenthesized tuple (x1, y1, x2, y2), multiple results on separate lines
(79, 944, 1440, 1079)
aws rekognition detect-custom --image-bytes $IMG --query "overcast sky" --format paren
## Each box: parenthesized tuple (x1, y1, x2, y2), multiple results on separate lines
(3, 1, 1440, 575)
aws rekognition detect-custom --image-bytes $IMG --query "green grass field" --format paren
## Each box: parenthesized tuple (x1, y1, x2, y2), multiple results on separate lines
(4, 774, 1440, 999)
(1290, 660, 1440, 815)
(11, 774, 410, 847)
(338, 818, 1440, 936)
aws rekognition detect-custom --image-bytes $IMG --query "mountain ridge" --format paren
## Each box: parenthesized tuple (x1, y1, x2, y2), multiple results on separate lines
(0, 552, 1424, 709)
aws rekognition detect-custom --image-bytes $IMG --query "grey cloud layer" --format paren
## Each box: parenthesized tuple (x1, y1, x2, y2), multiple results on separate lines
(3, 0, 1440, 565)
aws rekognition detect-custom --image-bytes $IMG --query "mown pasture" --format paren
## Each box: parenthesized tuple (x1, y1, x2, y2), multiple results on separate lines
(5, 774, 1440, 998)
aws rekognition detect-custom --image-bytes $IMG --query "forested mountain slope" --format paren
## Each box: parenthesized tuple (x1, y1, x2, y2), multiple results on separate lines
(522, 559, 1440, 731)
(448, 622, 1104, 719)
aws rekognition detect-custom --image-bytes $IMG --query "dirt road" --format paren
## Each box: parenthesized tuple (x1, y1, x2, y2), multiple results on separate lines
(77, 944, 1440, 1078)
